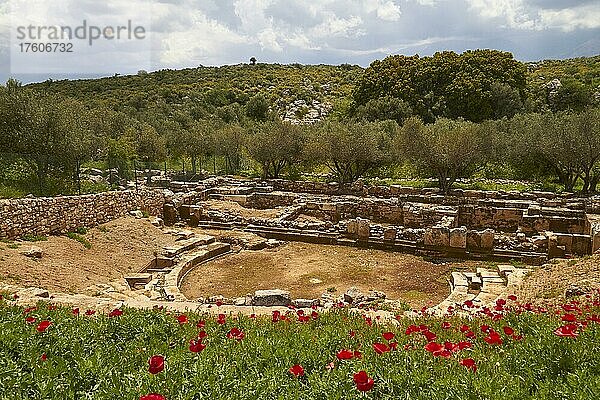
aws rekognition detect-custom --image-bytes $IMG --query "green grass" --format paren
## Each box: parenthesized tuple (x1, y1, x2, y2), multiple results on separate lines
(65, 232, 92, 249)
(21, 235, 48, 242)
(0, 296, 598, 400)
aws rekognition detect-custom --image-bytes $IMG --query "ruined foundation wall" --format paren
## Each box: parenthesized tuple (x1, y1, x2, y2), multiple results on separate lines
(0, 190, 166, 239)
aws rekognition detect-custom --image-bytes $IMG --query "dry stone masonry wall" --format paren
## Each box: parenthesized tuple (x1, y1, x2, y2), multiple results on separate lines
(0, 190, 166, 239)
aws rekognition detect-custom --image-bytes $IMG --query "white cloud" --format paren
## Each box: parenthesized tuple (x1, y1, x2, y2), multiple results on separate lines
(539, 5, 600, 31)
(365, 0, 402, 21)
(160, 10, 249, 64)
(466, 0, 600, 31)
(414, 0, 439, 5)
(2, 0, 599, 82)
(467, 0, 538, 29)
(311, 14, 365, 38)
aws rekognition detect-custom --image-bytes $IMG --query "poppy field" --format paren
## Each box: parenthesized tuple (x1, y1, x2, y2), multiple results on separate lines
(1, 293, 599, 400)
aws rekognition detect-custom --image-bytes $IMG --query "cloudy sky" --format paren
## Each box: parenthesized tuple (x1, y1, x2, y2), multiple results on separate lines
(0, 0, 599, 83)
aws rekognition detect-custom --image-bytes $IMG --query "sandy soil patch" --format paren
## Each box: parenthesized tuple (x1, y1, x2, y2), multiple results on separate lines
(180, 241, 478, 308)
(515, 255, 600, 304)
(0, 217, 174, 293)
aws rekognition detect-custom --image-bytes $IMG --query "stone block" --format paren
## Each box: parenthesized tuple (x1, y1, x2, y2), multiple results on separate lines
(424, 226, 450, 247)
(343, 287, 365, 304)
(449, 227, 467, 249)
(346, 220, 358, 235)
(252, 289, 291, 307)
(21, 246, 43, 258)
(383, 227, 397, 241)
(357, 218, 371, 240)
(466, 229, 494, 252)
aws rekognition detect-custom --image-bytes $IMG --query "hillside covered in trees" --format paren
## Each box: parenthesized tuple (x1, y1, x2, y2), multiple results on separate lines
(1, 51, 599, 198)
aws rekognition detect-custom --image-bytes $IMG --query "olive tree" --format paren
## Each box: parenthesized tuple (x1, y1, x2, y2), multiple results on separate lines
(308, 121, 396, 183)
(246, 120, 305, 179)
(400, 117, 487, 193)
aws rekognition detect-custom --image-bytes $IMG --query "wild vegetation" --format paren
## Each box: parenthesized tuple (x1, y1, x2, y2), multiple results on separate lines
(0, 52, 599, 197)
(0, 292, 599, 399)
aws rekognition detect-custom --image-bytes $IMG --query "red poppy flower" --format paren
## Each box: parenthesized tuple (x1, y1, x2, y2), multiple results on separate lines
(423, 330, 437, 342)
(484, 331, 503, 345)
(465, 331, 476, 339)
(464, 300, 474, 308)
(503, 326, 515, 336)
(459, 324, 471, 333)
(444, 342, 459, 353)
(47, 305, 56, 311)
(215, 300, 223, 307)
(23, 306, 37, 314)
(272, 310, 281, 323)
(554, 324, 579, 338)
(108, 309, 123, 318)
(424, 342, 444, 354)
(337, 349, 354, 360)
(562, 314, 577, 322)
(458, 341, 472, 350)
(480, 325, 491, 333)
(148, 355, 165, 374)
(349, 330, 357, 338)
(140, 394, 166, 400)
(311, 311, 319, 320)
(508, 295, 517, 301)
(25, 316, 36, 324)
(382, 332, 395, 341)
(198, 330, 208, 339)
(363, 316, 373, 326)
(72, 308, 79, 316)
(85, 309, 96, 316)
(353, 371, 374, 392)
(405, 325, 420, 335)
(176, 314, 188, 325)
(372, 343, 390, 354)
(289, 364, 304, 377)
(249, 314, 257, 319)
(226, 328, 245, 341)
(197, 320, 206, 328)
(442, 322, 451, 329)
(353, 350, 362, 359)
(460, 358, 477, 372)
(298, 315, 310, 323)
(389, 341, 398, 350)
(189, 339, 206, 353)
(562, 304, 578, 312)
(217, 314, 226, 325)
(424, 342, 450, 357)
(40, 353, 47, 361)
(36, 320, 52, 333)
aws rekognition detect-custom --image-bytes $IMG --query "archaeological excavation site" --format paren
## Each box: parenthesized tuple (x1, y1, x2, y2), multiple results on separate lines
(2, 177, 599, 318)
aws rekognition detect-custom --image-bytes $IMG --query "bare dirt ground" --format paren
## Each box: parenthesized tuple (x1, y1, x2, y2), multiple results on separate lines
(180, 241, 478, 309)
(0, 217, 174, 293)
(515, 255, 600, 304)
(201, 200, 284, 219)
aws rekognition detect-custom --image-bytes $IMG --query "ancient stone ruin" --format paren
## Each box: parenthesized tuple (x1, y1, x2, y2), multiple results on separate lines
(163, 177, 599, 264)
(3, 177, 600, 317)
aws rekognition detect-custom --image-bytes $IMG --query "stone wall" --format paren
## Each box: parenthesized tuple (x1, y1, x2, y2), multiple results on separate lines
(0, 190, 165, 239)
